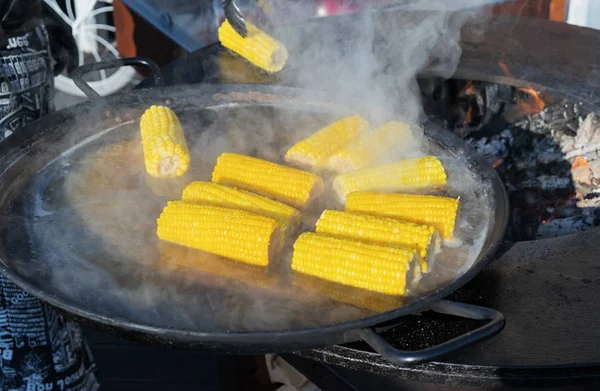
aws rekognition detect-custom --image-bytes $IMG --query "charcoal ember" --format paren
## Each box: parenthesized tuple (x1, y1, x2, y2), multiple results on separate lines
(540, 109, 552, 122)
(577, 198, 600, 209)
(588, 159, 600, 181)
(559, 134, 575, 152)
(572, 164, 593, 185)
(536, 214, 596, 239)
(577, 193, 600, 208)
(511, 100, 588, 140)
(565, 144, 600, 160)
(466, 129, 513, 160)
(430, 79, 600, 242)
(534, 143, 562, 165)
(518, 176, 571, 191)
(574, 113, 600, 146)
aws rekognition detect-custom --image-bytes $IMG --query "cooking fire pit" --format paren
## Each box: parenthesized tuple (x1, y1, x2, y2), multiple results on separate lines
(141, 9, 600, 389)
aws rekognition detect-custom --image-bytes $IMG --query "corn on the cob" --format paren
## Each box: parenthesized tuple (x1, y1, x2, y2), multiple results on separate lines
(140, 105, 191, 178)
(291, 233, 419, 295)
(345, 192, 459, 240)
(326, 121, 416, 173)
(315, 210, 437, 272)
(293, 274, 404, 313)
(333, 156, 447, 202)
(285, 115, 369, 170)
(182, 181, 299, 221)
(158, 242, 275, 289)
(212, 153, 324, 208)
(157, 201, 281, 266)
(218, 19, 288, 73)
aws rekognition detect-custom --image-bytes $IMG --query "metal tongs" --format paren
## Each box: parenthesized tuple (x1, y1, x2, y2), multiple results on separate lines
(223, 0, 247, 37)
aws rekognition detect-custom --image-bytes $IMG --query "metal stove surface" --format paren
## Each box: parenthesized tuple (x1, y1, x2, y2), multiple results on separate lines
(136, 11, 600, 388)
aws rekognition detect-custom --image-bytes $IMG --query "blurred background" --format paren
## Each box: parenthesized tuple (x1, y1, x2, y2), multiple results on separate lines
(45, 0, 598, 105)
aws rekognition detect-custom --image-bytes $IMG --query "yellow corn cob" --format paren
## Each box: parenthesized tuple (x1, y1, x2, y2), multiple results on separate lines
(345, 192, 459, 240)
(218, 19, 288, 73)
(182, 181, 299, 221)
(181, 181, 299, 243)
(156, 201, 281, 266)
(284, 115, 369, 170)
(291, 233, 419, 295)
(333, 156, 447, 202)
(140, 105, 190, 178)
(293, 274, 404, 313)
(315, 210, 438, 272)
(326, 121, 416, 173)
(212, 153, 324, 208)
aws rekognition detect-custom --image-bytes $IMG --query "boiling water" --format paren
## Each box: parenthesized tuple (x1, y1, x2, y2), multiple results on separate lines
(11, 104, 495, 332)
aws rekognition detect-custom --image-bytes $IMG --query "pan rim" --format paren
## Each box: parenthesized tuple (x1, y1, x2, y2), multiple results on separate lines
(0, 83, 509, 344)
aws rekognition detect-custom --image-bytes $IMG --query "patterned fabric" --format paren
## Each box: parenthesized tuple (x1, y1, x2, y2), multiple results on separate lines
(0, 277, 99, 391)
(0, 15, 100, 391)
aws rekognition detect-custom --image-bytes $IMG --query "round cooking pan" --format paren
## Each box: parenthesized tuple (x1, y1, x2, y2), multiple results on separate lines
(0, 58, 508, 365)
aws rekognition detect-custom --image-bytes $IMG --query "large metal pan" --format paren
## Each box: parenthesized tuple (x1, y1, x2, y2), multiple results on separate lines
(0, 58, 508, 365)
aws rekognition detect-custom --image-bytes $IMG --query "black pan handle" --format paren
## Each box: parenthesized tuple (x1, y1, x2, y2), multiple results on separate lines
(356, 300, 505, 365)
(69, 57, 165, 100)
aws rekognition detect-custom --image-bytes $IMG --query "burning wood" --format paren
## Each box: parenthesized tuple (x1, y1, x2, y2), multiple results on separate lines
(421, 75, 600, 242)
(498, 59, 545, 116)
(516, 86, 545, 115)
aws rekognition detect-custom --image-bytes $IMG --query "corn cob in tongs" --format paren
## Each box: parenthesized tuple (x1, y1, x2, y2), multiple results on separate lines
(218, 10, 288, 73)
(223, 0, 247, 37)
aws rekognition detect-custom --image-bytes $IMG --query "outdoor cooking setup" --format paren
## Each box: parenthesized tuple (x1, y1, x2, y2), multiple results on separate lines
(133, 10, 600, 389)
(0, 3, 599, 390)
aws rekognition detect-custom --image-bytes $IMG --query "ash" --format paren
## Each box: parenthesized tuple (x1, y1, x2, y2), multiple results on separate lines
(465, 99, 600, 242)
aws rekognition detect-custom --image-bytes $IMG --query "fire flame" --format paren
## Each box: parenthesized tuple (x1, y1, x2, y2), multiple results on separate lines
(571, 156, 589, 170)
(459, 81, 475, 137)
(491, 159, 503, 168)
(460, 80, 474, 96)
(498, 60, 545, 115)
(517, 86, 545, 115)
(461, 106, 473, 138)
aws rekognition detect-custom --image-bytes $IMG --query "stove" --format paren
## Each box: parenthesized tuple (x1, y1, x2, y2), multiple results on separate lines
(136, 9, 600, 389)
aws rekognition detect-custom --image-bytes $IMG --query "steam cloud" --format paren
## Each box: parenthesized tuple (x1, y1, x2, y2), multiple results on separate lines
(274, 0, 497, 124)
(4, 0, 500, 335)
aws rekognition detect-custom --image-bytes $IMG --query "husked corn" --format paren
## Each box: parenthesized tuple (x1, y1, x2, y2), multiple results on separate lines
(156, 201, 281, 266)
(333, 156, 447, 202)
(212, 152, 323, 208)
(218, 19, 288, 73)
(315, 210, 437, 272)
(291, 233, 419, 295)
(326, 121, 415, 173)
(182, 181, 299, 222)
(345, 192, 459, 240)
(285, 115, 369, 170)
(140, 105, 190, 178)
